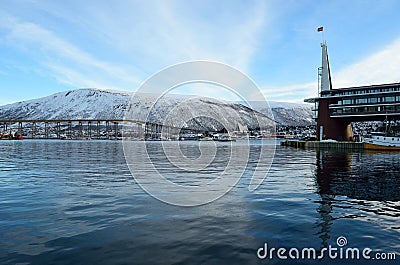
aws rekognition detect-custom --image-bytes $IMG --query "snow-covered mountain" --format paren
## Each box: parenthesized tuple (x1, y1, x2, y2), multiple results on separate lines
(0, 89, 272, 131)
(250, 101, 315, 126)
(0, 89, 130, 120)
(0, 88, 314, 129)
(239, 101, 314, 126)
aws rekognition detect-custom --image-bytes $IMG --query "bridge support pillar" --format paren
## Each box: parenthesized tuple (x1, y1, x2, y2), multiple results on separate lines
(57, 122, 61, 139)
(88, 121, 92, 139)
(18, 122, 22, 136)
(78, 121, 83, 138)
(97, 121, 100, 139)
(106, 121, 110, 139)
(45, 122, 49, 139)
(32, 122, 36, 139)
(114, 122, 118, 140)
(144, 123, 148, 140)
(68, 122, 72, 139)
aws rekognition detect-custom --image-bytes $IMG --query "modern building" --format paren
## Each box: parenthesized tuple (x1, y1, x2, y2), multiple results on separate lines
(305, 42, 400, 141)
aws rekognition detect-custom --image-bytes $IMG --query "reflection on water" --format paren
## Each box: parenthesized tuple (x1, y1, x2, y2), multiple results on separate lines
(0, 140, 399, 264)
(316, 151, 400, 201)
(314, 150, 400, 250)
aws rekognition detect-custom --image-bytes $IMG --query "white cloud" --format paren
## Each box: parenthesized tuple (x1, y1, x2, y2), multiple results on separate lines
(125, 1, 269, 71)
(0, 13, 142, 89)
(0, 2, 270, 93)
(262, 36, 400, 103)
(333, 37, 400, 88)
(261, 82, 317, 103)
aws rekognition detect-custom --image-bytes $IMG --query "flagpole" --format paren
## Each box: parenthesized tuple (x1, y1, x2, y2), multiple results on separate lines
(317, 26, 325, 44)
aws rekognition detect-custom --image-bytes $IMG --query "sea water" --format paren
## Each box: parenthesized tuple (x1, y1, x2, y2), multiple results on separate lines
(0, 140, 399, 264)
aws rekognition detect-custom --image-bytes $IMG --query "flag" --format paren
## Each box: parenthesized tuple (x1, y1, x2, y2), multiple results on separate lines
(317, 26, 324, 32)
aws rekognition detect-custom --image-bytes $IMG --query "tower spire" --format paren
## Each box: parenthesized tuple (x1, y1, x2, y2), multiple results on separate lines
(320, 41, 332, 93)
(317, 26, 332, 93)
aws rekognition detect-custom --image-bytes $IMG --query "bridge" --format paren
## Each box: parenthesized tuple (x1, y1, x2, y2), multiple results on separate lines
(305, 42, 400, 141)
(0, 119, 198, 140)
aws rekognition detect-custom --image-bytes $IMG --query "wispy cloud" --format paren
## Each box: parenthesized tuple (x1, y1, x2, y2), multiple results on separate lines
(147, 1, 268, 69)
(261, 82, 317, 103)
(0, 2, 270, 94)
(334, 37, 400, 88)
(2, 1, 399, 105)
(262, 36, 400, 103)
(0, 12, 143, 89)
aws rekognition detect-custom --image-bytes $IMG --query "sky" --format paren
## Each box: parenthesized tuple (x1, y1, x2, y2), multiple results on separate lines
(1, 0, 400, 105)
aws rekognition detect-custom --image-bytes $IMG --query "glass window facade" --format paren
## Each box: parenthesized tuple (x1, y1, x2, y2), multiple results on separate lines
(314, 83, 400, 118)
(383, 96, 395, 102)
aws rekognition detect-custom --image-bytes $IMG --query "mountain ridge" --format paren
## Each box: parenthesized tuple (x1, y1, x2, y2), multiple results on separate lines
(0, 88, 314, 128)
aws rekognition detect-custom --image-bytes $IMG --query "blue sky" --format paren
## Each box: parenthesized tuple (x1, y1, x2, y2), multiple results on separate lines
(1, 0, 400, 105)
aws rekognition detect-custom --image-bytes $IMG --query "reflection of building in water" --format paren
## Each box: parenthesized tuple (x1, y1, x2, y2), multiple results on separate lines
(316, 151, 400, 201)
(315, 151, 353, 248)
(314, 151, 400, 248)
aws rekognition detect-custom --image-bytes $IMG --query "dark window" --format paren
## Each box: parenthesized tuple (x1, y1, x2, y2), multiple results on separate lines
(383, 106, 395, 111)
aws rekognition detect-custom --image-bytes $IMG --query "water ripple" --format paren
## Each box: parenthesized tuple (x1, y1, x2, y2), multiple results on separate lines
(0, 140, 399, 264)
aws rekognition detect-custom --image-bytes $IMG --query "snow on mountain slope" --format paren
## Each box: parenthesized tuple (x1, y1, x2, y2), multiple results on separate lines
(0, 89, 274, 131)
(240, 101, 315, 126)
(0, 89, 130, 120)
(123, 92, 276, 131)
(0, 88, 314, 128)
